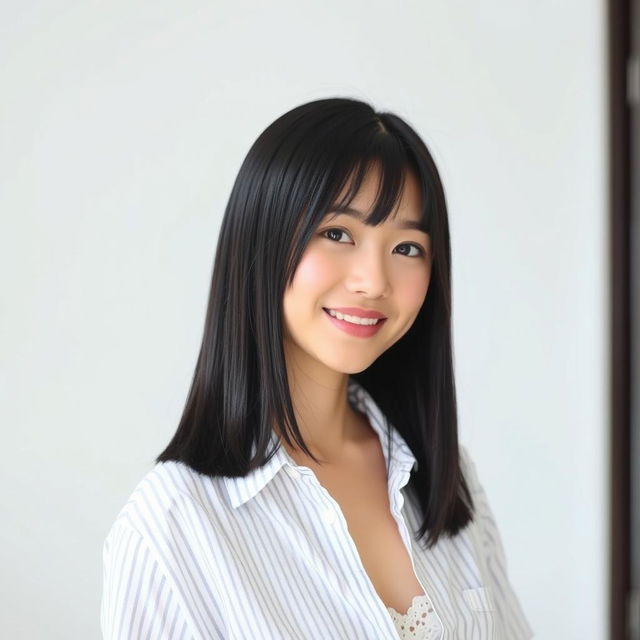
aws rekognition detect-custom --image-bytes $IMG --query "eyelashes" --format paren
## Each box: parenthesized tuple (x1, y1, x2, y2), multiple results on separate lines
(319, 227, 426, 259)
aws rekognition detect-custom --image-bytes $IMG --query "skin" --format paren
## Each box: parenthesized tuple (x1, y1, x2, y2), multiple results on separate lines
(279, 165, 432, 465)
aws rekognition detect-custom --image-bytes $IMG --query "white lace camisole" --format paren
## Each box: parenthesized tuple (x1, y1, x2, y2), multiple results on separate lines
(386, 594, 444, 639)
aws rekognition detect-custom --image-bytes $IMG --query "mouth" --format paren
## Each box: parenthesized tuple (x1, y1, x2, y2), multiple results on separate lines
(322, 308, 387, 337)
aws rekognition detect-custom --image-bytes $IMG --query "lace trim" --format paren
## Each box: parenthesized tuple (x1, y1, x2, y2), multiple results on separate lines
(386, 594, 443, 639)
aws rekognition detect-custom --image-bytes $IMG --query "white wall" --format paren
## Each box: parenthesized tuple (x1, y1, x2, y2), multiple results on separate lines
(0, 1, 607, 638)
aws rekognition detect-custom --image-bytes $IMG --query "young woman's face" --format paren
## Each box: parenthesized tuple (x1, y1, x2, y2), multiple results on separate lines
(282, 167, 432, 377)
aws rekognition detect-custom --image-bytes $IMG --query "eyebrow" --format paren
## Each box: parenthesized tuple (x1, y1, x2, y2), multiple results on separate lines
(326, 206, 429, 234)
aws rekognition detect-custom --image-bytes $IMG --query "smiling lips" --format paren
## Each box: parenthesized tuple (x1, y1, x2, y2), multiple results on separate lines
(322, 307, 387, 337)
(324, 306, 387, 319)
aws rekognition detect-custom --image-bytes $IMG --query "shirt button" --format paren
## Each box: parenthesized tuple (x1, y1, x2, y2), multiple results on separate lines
(285, 465, 301, 479)
(322, 507, 338, 525)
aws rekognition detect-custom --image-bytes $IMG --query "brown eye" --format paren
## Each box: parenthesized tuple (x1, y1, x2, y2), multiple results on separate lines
(321, 228, 351, 243)
(321, 228, 425, 259)
(394, 243, 425, 258)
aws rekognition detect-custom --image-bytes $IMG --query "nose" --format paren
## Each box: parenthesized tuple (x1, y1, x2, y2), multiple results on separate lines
(344, 249, 391, 299)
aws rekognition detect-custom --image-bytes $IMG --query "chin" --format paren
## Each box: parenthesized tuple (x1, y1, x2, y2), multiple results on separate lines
(324, 358, 379, 376)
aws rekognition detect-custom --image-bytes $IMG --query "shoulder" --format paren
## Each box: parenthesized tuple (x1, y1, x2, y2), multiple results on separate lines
(104, 461, 231, 550)
(101, 462, 231, 638)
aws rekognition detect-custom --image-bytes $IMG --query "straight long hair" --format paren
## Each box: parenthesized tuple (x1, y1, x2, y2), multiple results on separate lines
(156, 97, 474, 549)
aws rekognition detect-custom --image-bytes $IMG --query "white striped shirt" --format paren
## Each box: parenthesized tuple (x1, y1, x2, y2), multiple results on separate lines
(101, 378, 534, 639)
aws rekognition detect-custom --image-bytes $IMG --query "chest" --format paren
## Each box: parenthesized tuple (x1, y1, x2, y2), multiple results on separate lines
(305, 442, 425, 614)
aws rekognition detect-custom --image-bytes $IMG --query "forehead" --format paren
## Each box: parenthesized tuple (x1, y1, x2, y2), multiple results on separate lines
(332, 164, 422, 218)
(327, 166, 427, 231)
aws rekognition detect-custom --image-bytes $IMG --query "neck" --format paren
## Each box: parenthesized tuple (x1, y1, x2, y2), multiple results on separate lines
(274, 342, 372, 464)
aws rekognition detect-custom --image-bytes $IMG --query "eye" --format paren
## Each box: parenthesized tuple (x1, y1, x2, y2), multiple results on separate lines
(320, 228, 426, 259)
(321, 228, 351, 243)
(394, 243, 425, 258)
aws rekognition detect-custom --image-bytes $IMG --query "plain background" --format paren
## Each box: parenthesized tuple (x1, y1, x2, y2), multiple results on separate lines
(0, 1, 607, 638)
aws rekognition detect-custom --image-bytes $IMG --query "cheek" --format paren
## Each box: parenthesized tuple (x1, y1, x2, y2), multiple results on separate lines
(291, 250, 335, 289)
(397, 269, 431, 310)
(283, 250, 336, 324)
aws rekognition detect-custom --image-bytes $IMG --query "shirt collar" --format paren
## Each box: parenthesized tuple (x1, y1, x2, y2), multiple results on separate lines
(223, 377, 418, 509)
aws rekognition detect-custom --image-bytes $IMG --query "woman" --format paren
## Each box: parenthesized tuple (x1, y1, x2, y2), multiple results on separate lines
(100, 97, 533, 639)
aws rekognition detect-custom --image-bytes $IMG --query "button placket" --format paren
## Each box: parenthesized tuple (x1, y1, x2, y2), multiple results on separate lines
(390, 469, 446, 639)
(299, 461, 413, 638)
(282, 456, 395, 637)
(312, 485, 399, 638)
(389, 467, 414, 555)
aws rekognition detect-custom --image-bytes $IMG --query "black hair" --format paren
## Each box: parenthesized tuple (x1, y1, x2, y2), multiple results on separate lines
(156, 97, 474, 549)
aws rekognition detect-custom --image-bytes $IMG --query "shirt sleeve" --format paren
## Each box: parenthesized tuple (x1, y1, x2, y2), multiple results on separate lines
(100, 522, 195, 640)
(460, 445, 535, 639)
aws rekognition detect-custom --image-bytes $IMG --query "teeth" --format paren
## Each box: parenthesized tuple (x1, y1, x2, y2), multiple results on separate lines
(326, 309, 381, 326)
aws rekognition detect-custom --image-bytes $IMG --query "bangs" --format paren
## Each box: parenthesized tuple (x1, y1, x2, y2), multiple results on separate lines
(327, 144, 428, 232)
(281, 107, 435, 288)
